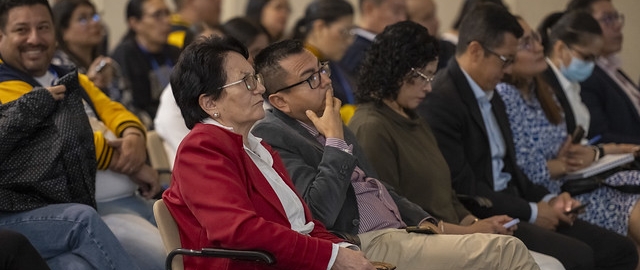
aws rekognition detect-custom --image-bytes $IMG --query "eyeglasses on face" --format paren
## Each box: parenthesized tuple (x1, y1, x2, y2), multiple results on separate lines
(566, 45, 598, 62)
(411, 68, 435, 86)
(518, 31, 541, 51)
(77, 13, 100, 25)
(144, 9, 171, 20)
(218, 73, 265, 91)
(597, 12, 624, 27)
(480, 43, 515, 68)
(272, 62, 331, 94)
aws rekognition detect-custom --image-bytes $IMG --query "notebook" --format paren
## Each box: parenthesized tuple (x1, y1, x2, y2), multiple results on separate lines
(564, 153, 635, 180)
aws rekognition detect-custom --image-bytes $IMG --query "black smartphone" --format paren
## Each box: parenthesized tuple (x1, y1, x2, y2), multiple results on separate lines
(565, 203, 590, 215)
(571, 126, 585, 144)
(405, 226, 438, 234)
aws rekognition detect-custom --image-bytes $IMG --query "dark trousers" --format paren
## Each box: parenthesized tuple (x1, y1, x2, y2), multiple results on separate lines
(0, 229, 50, 270)
(515, 220, 637, 270)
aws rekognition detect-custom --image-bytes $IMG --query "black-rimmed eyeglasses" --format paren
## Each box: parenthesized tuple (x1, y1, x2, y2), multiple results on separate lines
(480, 44, 515, 68)
(218, 73, 264, 91)
(272, 62, 331, 94)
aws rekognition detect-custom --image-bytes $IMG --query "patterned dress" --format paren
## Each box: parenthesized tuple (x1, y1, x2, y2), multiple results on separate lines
(497, 82, 640, 235)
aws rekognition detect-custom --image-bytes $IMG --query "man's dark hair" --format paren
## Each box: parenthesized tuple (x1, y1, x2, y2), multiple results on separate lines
(566, 0, 610, 13)
(0, 0, 53, 30)
(456, 3, 523, 55)
(170, 35, 249, 129)
(254, 39, 306, 97)
(451, 0, 507, 31)
(538, 11, 602, 56)
(356, 21, 439, 105)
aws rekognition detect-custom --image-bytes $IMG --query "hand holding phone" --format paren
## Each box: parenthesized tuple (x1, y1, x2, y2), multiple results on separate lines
(405, 226, 438, 234)
(503, 218, 520, 229)
(565, 203, 589, 215)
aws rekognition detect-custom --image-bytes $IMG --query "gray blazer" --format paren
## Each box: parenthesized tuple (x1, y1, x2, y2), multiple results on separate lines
(252, 109, 431, 235)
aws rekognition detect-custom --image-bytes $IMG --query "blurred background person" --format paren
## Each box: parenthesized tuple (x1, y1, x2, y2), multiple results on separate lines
(52, 0, 133, 110)
(406, 0, 456, 70)
(168, 0, 222, 49)
(245, 0, 291, 42)
(292, 0, 356, 106)
(339, 0, 406, 80)
(112, 0, 180, 128)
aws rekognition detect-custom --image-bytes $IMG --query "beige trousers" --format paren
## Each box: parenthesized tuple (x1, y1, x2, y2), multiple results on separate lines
(359, 228, 540, 270)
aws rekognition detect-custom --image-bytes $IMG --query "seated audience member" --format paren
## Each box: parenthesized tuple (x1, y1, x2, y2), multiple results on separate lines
(251, 38, 539, 269)
(167, 0, 221, 49)
(245, 0, 290, 43)
(0, 0, 147, 269)
(162, 35, 373, 270)
(538, 11, 639, 159)
(346, 21, 561, 269)
(52, 0, 132, 109)
(154, 18, 268, 168)
(498, 13, 640, 259)
(292, 0, 356, 105)
(112, 0, 180, 126)
(565, 0, 640, 144)
(406, 0, 456, 71)
(0, 230, 50, 270)
(338, 0, 406, 79)
(418, 3, 638, 269)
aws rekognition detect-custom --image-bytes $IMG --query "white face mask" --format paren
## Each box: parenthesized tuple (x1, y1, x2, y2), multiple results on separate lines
(560, 56, 595, 82)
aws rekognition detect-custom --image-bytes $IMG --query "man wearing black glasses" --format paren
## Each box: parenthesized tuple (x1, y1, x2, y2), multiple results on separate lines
(567, 0, 640, 145)
(419, 3, 638, 270)
(251, 39, 540, 269)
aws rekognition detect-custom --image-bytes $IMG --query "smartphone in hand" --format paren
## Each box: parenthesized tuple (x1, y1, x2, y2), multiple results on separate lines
(565, 203, 590, 215)
(405, 226, 438, 234)
(503, 218, 520, 229)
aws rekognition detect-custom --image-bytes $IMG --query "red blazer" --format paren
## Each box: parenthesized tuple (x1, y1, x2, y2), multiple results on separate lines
(163, 123, 342, 270)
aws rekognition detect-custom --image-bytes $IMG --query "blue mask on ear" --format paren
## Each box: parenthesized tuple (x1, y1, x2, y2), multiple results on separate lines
(560, 56, 595, 82)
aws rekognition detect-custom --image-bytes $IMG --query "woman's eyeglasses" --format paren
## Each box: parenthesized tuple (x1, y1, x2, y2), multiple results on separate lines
(77, 13, 101, 25)
(272, 62, 331, 94)
(518, 32, 541, 51)
(411, 68, 435, 87)
(218, 73, 265, 91)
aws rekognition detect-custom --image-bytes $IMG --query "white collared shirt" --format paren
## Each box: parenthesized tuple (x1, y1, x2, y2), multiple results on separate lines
(547, 58, 591, 135)
(201, 118, 341, 269)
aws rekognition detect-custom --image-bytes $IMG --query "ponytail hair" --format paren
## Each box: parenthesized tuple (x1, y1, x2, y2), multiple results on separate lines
(537, 11, 602, 56)
(292, 0, 354, 41)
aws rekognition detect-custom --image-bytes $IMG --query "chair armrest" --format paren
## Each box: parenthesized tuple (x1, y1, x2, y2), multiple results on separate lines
(166, 248, 275, 270)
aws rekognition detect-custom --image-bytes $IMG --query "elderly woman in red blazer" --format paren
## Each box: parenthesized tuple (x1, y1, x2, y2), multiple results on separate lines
(162, 35, 374, 270)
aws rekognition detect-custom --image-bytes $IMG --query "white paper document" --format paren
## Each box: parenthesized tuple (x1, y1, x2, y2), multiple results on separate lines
(564, 154, 635, 180)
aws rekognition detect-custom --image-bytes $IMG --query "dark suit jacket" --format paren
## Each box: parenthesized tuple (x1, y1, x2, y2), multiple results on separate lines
(417, 59, 550, 220)
(252, 109, 432, 235)
(541, 67, 578, 134)
(580, 65, 640, 144)
(338, 34, 373, 80)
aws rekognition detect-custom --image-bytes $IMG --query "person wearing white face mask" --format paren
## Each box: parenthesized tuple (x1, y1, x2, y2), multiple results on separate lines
(538, 10, 640, 159)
